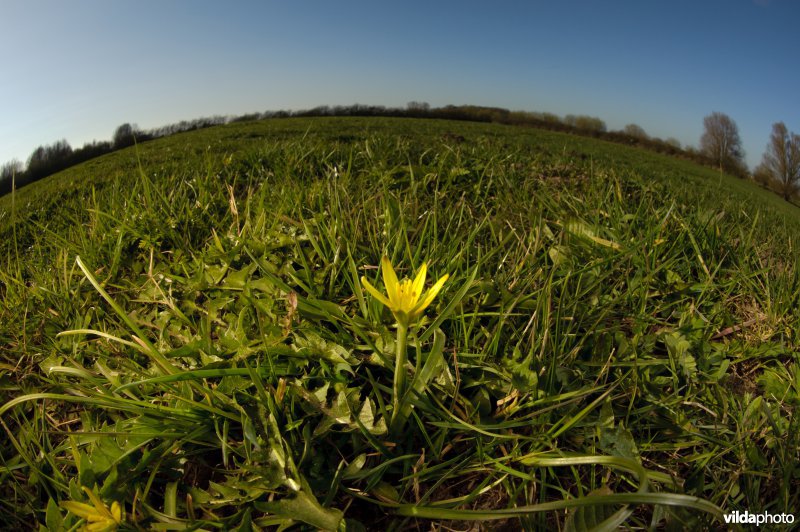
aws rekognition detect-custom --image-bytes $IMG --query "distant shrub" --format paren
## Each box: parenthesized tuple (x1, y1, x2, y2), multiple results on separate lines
(564, 114, 607, 133)
(623, 123, 648, 139)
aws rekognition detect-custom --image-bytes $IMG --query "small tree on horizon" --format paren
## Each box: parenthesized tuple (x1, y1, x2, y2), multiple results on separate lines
(700, 112, 745, 174)
(756, 122, 800, 201)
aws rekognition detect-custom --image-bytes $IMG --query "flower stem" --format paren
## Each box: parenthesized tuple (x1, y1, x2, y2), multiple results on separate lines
(391, 321, 409, 428)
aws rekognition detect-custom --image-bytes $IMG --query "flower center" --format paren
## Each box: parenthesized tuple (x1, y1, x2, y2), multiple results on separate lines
(396, 279, 419, 311)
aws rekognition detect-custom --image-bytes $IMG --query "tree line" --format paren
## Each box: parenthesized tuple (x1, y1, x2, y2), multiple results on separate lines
(0, 116, 228, 196)
(1, 104, 798, 203)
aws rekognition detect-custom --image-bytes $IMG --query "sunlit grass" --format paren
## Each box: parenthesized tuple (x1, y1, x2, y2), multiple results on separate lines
(1, 117, 799, 529)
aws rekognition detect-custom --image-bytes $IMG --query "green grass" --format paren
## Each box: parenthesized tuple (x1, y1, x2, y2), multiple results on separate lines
(1, 117, 799, 530)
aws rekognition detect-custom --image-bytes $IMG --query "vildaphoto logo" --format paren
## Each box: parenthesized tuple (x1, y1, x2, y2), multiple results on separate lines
(723, 510, 795, 526)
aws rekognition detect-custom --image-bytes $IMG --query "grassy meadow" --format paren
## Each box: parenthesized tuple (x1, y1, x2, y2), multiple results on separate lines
(1, 117, 799, 530)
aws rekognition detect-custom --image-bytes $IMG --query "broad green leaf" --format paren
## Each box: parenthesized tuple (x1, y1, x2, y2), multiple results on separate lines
(45, 498, 63, 532)
(371, 482, 400, 503)
(598, 399, 614, 429)
(664, 331, 697, 381)
(332, 390, 352, 424)
(293, 330, 352, 365)
(565, 220, 620, 250)
(256, 491, 343, 531)
(223, 264, 256, 288)
(358, 398, 375, 429)
(548, 245, 570, 266)
(599, 425, 639, 460)
(342, 453, 367, 479)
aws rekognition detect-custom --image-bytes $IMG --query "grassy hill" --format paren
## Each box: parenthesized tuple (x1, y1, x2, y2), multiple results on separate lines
(1, 117, 799, 530)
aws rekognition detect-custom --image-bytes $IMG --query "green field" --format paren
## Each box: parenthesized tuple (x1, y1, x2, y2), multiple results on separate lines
(2, 117, 799, 530)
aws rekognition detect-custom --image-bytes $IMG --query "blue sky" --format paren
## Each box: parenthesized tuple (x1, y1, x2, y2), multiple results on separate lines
(1, 0, 798, 170)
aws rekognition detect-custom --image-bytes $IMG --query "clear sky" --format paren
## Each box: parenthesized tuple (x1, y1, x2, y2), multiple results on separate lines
(1, 0, 798, 170)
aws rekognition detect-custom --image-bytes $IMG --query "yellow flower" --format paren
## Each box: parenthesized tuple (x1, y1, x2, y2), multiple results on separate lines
(61, 486, 124, 532)
(361, 256, 449, 327)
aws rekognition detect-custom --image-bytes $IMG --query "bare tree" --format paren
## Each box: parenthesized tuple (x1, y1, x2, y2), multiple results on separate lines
(26, 140, 73, 181)
(756, 122, 800, 201)
(700, 112, 745, 172)
(0, 159, 24, 194)
(1, 159, 23, 182)
(113, 123, 139, 149)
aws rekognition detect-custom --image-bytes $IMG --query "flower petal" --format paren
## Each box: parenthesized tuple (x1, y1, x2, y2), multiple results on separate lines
(110, 501, 123, 522)
(60, 501, 97, 519)
(411, 262, 427, 303)
(86, 520, 117, 532)
(82, 487, 113, 519)
(361, 276, 391, 307)
(411, 273, 449, 316)
(381, 256, 399, 306)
